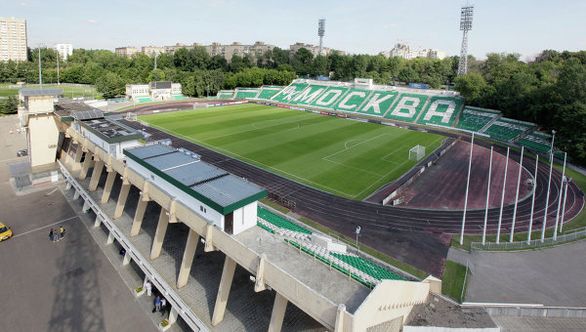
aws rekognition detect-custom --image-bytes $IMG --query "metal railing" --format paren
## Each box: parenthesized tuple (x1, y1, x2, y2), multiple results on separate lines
(470, 226, 586, 251)
(59, 161, 208, 332)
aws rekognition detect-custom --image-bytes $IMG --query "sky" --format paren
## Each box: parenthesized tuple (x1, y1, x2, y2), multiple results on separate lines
(2, 0, 585, 59)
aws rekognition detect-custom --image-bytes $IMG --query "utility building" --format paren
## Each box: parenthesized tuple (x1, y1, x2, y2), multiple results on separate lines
(19, 88, 63, 168)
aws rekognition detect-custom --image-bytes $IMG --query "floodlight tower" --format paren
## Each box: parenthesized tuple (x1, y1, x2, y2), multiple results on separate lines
(457, 5, 474, 76)
(318, 19, 326, 56)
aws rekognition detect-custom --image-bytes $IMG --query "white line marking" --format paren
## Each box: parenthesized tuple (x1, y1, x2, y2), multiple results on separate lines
(12, 216, 78, 239)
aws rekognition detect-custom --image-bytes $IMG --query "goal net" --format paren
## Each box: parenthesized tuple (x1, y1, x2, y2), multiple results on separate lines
(409, 145, 425, 161)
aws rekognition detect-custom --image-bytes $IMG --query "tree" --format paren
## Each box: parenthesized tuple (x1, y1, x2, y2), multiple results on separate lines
(0, 96, 18, 114)
(95, 72, 125, 98)
(454, 72, 488, 103)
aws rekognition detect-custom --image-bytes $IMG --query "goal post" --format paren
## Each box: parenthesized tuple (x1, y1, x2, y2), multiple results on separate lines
(409, 145, 425, 161)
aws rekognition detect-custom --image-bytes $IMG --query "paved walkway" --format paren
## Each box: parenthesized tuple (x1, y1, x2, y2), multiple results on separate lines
(0, 115, 156, 332)
(448, 242, 586, 306)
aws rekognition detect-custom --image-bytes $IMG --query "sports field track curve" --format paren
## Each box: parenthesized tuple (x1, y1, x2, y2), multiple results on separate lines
(140, 104, 444, 200)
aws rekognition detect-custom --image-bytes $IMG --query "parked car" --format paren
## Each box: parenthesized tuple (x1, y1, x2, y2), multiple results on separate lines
(16, 149, 27, 157)
(0, 222, 13, 241)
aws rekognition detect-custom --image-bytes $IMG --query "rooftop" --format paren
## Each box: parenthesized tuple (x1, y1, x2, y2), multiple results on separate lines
(19, 88, 63, 97)
(54, 102, 104, 121)
(150, 81, 172, 90)
(80, 118, 143, 143)
(124, 144, 267, 215)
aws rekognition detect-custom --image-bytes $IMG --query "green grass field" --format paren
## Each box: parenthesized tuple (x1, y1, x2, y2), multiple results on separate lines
(0, 83, 101, 99)
(140, 104, 444, 200)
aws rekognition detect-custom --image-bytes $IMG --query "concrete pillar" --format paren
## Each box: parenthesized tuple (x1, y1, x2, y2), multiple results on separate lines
(88, 160, 104, 191)
(177, 229, 199, 288)
(334, 304, 347, 332)
(168, 307, 178, 325)
(211, 256, 237, 326)
(65, 182, 72, 191)
(82, 200, 91, 213)
(114, 182, 131, 219)
(78, 152, 93, 180)
(73, 190, 80, 200)
(73, 145, 83, 163)
(107, 232, 115, 245)
(268, 293, 288, 332)
(130, 198, 149, 236)
(101, 169, 116, 203)
(122, 251, 131, 266)
(94, 215, 102, 228)
(150, 208, 169, 260)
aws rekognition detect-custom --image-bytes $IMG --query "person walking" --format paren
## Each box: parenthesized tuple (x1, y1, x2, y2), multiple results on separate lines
(49, 229, 54, 242)
(154, 295, 161, 313)
(145, 280, 152, 297)
(160, 297, 167, 316)
(59, 226, 66, 240)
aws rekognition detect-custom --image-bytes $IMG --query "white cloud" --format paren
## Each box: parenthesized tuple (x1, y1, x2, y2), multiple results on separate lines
(86, 19, 98, 24)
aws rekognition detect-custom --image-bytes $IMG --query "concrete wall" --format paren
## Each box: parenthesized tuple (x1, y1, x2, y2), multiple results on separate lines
(26, 96, 55, 114)
(29, 115, 60, 167)
(353, 280, 430, 331)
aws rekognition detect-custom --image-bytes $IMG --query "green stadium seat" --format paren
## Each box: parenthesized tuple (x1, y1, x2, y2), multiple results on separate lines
(518, 131, 552, 154)
(417, 96, 464, 127)
(234, 88, 261, 99)
(384, 93, 427, 122)
(257, 206, 311, 234)
(485, 118, 534, 142)
(331, 252, 403, 281)
(257, 86, 284, 100)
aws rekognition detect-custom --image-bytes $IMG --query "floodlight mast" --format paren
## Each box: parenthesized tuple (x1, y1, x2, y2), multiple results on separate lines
(318, 19, 326, 56)
(457, 5, 474, 76)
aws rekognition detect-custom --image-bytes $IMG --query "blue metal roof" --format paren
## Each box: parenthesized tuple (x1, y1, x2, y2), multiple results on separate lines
(124, 144, 267, 215)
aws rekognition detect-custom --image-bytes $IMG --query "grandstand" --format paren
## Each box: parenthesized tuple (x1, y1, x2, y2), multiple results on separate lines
(484, 118, 535, 142)
(518, 130, 553, 154)
(256, 206, 406, 288)
(234, 87, 261, 99)
(216, 90, 235, 99)
(457, 106, 501, 132)
(256, 85, 285, 100)
(217, 79, 557, 156)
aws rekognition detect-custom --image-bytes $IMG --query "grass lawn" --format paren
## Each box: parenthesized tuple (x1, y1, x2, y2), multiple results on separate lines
(139, 103, 443, 200)
(442, 261, 469, 302)
(0, 83, 101, 99)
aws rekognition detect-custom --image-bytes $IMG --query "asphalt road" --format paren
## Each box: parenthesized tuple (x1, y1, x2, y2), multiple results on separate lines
(0, 115, 156, 332)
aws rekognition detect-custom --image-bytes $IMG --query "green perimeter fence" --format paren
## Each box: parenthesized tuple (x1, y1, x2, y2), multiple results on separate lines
(470, 226, 586, 251)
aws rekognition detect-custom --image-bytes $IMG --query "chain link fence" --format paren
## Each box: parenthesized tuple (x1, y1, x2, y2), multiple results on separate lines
(471, 226, 586, 251)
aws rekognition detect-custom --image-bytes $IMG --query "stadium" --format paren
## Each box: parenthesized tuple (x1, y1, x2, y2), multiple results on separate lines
(15, 68, 584, 332)
(124, 78, 583, 276)
(5, 4, 585, 332)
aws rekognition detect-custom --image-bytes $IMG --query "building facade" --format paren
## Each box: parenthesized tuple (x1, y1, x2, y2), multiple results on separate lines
(115, 46, 139, 58)
(126, 81, 182, 101)
(141, 45, 165, 57)
(0, 17, 28, 62)
(381, 43, 446, 60)
(289, 42, 342, 56)
(54, 43, 73, 61)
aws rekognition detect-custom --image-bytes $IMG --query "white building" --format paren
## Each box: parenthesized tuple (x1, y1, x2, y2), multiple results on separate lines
(0, 17, 28, 62)
(54, 43, 73, 61)
(126, 81, 182, 101)
(382, 43, 446, 60)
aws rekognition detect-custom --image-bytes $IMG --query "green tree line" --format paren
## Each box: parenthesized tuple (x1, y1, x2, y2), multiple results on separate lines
(0, 47, 585, 163)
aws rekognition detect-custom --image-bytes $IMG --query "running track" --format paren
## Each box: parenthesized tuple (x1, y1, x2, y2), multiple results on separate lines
(118, 101, 584, 276)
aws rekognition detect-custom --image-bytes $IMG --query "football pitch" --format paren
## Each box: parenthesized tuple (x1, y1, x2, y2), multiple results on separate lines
(139, 104, 444, 200)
